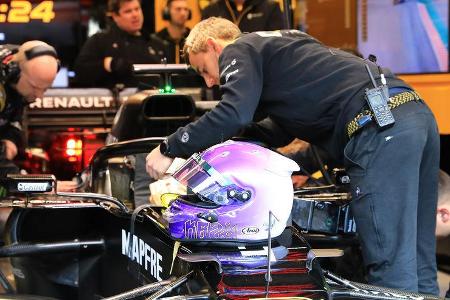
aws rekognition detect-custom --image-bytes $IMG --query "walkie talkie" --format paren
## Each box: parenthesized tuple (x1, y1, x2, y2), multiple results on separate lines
(364, 56, 395, 128)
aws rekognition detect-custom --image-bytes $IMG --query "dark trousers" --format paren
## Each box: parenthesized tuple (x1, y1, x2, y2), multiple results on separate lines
(344, 100, 440, 295)
(0, 159, 19, 178)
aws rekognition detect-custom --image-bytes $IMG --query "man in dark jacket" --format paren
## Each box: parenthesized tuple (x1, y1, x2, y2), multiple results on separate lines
(74, 0, 166, 88)
(156, 0, 191, 64)
(201, 0, 285, 32)
(0, 41, 59, 178)
(146, 17, 440, 296)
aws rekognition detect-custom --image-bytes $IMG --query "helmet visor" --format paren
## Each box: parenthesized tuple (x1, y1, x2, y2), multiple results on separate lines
(172, 153, 245, 205)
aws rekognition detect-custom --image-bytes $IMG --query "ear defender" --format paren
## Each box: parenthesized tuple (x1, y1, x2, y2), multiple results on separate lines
(3, 61, 20, 84)
(4, 45, 60, 84)
(0, 47, 19, 84)
(24, 45, 61, 72)
(162, 0, 192, 21)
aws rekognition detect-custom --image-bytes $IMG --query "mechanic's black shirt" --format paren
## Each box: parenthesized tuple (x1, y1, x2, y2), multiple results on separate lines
(0, 82, 25, 151)
(166, 30, 410, 163)
(156, 28, 190, 64)
(73, 24, 166, 88)
(201, 0, 285, 32)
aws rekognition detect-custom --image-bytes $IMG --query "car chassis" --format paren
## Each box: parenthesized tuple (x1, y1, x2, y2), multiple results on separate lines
(0, 138, 442, 300)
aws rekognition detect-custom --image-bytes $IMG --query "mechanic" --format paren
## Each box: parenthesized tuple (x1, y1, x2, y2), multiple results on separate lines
(73, 0, 166, 88)
(201, 0, 285, 32)
(437, 170, 450, 238)
(156, 0, 191, 64)
(436, 170, 450, 298)
(145, 17, 440, 295)
(0, 41, 59, 179)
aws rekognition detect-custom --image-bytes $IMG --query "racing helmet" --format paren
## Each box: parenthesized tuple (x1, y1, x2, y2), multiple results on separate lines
(164, 140, 300, 242)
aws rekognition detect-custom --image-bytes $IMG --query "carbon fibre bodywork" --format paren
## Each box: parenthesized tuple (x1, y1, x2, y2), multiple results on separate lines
(3, 200, 328, 299)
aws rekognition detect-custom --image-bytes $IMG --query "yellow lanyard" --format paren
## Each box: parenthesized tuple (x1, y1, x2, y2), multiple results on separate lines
(224, 0, 254, 26)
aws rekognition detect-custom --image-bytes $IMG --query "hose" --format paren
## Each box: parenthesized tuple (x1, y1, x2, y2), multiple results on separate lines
(0, 239, 104, 257)
(145, 271, 194, 300)
(103, 279, 172, 300)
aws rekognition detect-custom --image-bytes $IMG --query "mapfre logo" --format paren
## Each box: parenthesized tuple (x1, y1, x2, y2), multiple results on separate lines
(242, 227, 259, 235)
(121, 229, 163, 281)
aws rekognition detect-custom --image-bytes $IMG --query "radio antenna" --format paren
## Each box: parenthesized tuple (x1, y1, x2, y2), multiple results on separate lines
(282, 0, 292, 29)
(265, 210, 280, 296)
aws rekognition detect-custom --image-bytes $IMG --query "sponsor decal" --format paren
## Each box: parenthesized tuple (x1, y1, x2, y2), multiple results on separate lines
(148, 46, 156, 56)
(181, 131, 189, 143)
(12, 267, 25, 279)
(247, 12, 263, 20)
(30, 96, 115, 109)
(220, 58, 237, 78)
(121, 229, 163, 281)
(225, 69, 239, 83)
(242, 226, 259, 235)
(17, 182, 49, 192)
(255, 31, 282, 38)
(184, 220, 237, 239)
(240, 246, 277, 262)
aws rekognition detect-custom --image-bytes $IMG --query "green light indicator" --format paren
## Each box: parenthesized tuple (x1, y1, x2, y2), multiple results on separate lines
(158, 86, 176, 94)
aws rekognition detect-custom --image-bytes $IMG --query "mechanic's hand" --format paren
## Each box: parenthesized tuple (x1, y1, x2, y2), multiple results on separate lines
(104, 57, 113, 72)
(110, 57, 133, 77)
(292, 174, 309, 189)
(1, 140, 18, 160)
(57, 180, 78, 192)
(146, 146, 174, 180)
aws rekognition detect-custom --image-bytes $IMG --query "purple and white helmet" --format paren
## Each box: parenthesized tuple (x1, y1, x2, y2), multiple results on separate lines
(163, 140, 300, 242)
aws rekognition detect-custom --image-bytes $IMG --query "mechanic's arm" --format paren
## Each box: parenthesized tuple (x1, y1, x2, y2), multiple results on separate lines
(146, 43, 263, 179)
(145, 147, 174, 180)
(1, 140, 18, 160)
(239, 117, 295, 148)
(1, 119, 24, 160)
(73, 34, 110, 86)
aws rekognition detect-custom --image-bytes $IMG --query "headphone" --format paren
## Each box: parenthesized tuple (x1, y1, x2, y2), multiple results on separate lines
(2, 45, 60, 84)
(162, 0, 192, 21)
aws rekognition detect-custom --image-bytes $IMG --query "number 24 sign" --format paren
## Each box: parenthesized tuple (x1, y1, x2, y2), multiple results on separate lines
(0, 1, 55, 23)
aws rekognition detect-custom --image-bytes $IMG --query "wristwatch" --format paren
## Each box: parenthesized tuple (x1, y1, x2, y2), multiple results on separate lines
(159, 139, 170, 156)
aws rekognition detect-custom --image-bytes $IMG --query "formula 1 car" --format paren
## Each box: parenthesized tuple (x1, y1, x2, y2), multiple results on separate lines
(0, 138, 443, 300)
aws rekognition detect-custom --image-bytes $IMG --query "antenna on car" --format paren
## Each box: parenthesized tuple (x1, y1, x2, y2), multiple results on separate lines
(265, 210, 279, 295)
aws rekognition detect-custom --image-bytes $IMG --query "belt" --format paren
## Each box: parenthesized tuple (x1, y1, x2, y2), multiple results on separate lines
(346, 90, 421, 139)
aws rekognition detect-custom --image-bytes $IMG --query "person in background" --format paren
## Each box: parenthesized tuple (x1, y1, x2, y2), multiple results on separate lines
(0, 41, 59, 179)
(436, 170, 450, 298)
(437, 170, 450, 238)
(73, 0, 166, 88)
(201, 0, 285, 32)
(146, 17, 440, 295)
(201, 0, 286, 99)
(156, 0, 191, 64)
